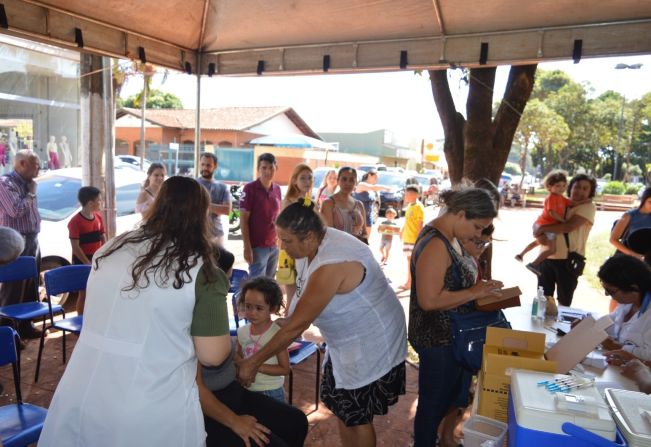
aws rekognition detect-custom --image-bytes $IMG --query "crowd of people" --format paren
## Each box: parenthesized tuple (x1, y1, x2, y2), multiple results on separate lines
(1, 148, 651, 447)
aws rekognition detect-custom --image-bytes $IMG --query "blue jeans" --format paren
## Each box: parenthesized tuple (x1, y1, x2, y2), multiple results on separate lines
(412, 343, 471, 447)
(258, 387, 285, 403)
(249, 246, 280, 279)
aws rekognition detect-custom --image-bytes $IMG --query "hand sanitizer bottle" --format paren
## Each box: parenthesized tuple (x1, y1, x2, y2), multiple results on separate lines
(537, 286, 547, 320)
(531, 290, 539, 319)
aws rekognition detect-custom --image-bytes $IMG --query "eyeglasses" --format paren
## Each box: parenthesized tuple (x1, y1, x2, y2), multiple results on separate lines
(603, 287, 619, 297)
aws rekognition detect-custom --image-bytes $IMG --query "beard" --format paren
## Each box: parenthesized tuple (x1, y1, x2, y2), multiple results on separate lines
(201, 170, 213, 179)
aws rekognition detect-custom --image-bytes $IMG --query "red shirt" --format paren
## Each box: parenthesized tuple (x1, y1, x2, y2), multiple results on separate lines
(68, 211, 105, 256)
(239, 179, 281, 248)
(537, 193, 571, 226)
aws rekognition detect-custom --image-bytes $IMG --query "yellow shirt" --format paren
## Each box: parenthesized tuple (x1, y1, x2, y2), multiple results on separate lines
(402, 201, 425, 244)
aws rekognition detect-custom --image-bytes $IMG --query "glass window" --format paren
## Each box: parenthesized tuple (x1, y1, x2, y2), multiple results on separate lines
(116, 183, 140, 216)
(0, 34, 80, 175)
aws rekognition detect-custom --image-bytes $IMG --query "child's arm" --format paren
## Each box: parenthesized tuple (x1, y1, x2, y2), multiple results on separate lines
(70, 239, 91, 264)
(258, 349, 290, 376)
(569, 197, 591, 207)
(235, 341, 244, 362)
(549, 210, 565, 223)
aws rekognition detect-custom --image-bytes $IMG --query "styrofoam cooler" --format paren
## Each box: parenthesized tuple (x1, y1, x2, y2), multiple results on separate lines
(605, 388, 651, 447)
(508, 370, 626, 447)
(463, 415, 507, 447)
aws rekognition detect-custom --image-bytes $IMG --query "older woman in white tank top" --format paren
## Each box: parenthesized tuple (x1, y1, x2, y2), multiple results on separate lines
(238, 198, 407, 447)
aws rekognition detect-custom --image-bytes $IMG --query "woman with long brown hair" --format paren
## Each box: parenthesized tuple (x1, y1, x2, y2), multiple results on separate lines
(278, 164, 313, 309)
(135, 161, 166, 216)
(40, 176, 232, 447)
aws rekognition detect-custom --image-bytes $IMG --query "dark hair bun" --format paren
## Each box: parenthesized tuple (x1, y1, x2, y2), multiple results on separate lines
(297, 196, 316, 211)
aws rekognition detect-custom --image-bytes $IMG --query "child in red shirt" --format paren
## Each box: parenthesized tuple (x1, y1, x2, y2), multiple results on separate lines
(516, 170, 588, 276)
(67, 186, 106, 315)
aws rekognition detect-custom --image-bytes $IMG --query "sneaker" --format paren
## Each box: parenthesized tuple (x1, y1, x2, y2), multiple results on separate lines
(526, 263, 541, 276)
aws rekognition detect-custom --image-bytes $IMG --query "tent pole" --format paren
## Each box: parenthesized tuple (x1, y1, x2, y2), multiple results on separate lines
(193, 54, 202, 177)
(102, 56, 117, 238)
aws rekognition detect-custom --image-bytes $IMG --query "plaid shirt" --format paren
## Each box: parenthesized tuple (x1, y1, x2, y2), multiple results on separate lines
(0, 171, 40, 234)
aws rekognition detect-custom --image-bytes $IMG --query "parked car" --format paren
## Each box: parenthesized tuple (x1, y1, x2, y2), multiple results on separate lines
(116, 155, 152, 172)
(37, 167, 147, 271)
(376, 171, 408, 215)
(407, 174, 438, 205)
(357, 164, 387, 172)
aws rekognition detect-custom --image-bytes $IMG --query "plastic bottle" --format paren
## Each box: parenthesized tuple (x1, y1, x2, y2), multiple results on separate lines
(537, 286, 547, 320)
(531, 290, 539, 319)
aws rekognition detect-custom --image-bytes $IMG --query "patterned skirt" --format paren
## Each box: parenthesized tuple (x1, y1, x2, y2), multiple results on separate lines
(320, 359, 406, 427)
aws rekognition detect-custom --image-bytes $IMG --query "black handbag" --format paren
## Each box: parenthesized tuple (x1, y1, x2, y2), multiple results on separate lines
(564, 233, 586, 277)
(448, 309, 511, 372)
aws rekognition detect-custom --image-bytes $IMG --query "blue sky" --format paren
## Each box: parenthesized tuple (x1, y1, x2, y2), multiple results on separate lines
(120, 54, 651, 144)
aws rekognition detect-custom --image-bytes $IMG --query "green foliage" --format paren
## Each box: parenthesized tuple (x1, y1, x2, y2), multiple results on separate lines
(602, 181, 626, 195)
(503, 162, 521, 175)
(625, 183, 644, 195)
(122, 89, 183, 109)
(603, 173, 612, 181)
(584, 231, 613, 292)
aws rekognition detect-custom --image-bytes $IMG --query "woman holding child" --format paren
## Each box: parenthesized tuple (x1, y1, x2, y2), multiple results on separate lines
(534, 174, 597, 307)
(320, 166, 367, 241)
(408, 188, 502, 447)
(238, 198, 407, 447)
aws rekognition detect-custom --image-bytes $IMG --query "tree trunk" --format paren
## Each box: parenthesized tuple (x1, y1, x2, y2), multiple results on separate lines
(429, 70, 465, 185)
(429, 64, 537, 278)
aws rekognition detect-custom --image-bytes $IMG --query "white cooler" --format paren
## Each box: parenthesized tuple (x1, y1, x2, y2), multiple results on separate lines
(605, 388, 651, 447)
(509, 370, 623, 447)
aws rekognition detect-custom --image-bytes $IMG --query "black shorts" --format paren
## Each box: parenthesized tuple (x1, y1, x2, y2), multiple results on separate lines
(72, 253, 94, 265)
(320, 359, 406, 427)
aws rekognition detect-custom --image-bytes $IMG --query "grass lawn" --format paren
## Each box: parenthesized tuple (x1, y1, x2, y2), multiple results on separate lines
(584, 230, 613, 291)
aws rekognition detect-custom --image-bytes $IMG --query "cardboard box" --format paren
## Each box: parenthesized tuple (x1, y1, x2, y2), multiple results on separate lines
(478, 327, 557, 422)
(477, 319, 613, 422)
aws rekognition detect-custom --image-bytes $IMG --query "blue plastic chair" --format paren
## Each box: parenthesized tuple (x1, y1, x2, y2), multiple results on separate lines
(288, 340, 321, 414)
(34, 264, 90, 382)
(0, 257, 64, 335)
(229, 268, 249, 328)
(0, 326, 48, 447)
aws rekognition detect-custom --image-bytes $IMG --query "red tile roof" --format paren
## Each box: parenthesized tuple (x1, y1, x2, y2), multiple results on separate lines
(118, 106, 320, 138)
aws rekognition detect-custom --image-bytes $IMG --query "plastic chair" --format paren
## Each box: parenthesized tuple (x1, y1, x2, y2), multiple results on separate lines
(0, 256, 64, 335)
(0, 326, 48, 447)
(34, 264, 90, 382)
(288, 340, 320, 414)
(229, 268, 249, 328)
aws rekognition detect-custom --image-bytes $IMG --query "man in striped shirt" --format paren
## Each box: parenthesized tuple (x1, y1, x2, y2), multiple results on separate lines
(0, 150, 43, 338)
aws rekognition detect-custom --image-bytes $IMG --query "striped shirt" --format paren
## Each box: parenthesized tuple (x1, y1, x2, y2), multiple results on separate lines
(0, 171, 41, 234)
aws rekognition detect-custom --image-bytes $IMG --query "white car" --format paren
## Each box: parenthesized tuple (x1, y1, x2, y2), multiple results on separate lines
(37, 167, 147, 270)
(115, 155, 152, 172)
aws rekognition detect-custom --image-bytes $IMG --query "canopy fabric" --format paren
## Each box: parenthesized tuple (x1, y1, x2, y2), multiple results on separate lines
(1, 0, 651, 75)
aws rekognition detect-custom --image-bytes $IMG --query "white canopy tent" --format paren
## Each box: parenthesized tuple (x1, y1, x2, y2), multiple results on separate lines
(1, 0, 651, 75)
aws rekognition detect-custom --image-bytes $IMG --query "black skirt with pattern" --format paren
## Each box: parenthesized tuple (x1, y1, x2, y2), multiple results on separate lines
(320, 359, 406, 427)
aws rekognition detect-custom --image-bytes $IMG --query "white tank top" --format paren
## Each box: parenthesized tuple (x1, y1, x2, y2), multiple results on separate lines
(40, 236, 206, 446)
(290, 228, 407, 389)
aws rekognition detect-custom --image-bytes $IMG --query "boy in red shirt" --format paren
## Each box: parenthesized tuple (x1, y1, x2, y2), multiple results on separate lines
(516, 170, 589, 276)
(67, 186, 106, 315)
